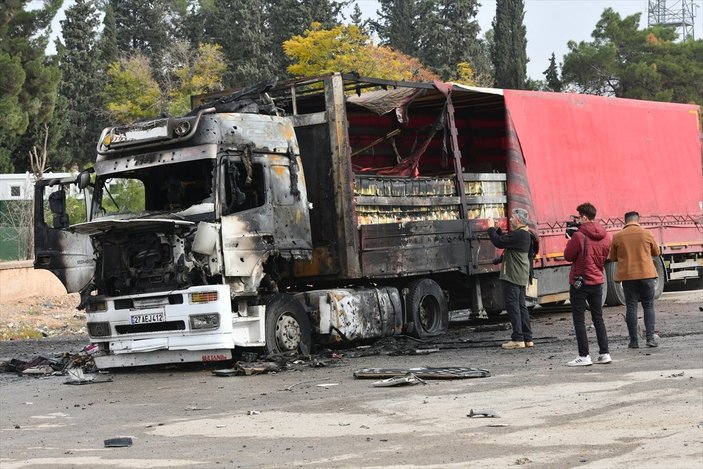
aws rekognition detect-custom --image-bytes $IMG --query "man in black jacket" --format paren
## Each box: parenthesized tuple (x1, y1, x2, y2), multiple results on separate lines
(486, 208, 535, 349)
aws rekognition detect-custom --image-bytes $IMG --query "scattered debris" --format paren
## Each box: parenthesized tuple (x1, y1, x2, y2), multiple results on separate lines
(665, 371, 685, 378)
(212, 368, 238, 377)
(284, 378, 331, 391)
(354, 367, 491, 379)
(468, 409, 499, 418)
(372, 373, 426, 387)
(515, 457, 531, 465)
(411, 348, 440, 355)
(316, 383, 339, 388)
(104, 437, 133, 448)
(471, 323, 511, 332)
(247, 410, 261, 415)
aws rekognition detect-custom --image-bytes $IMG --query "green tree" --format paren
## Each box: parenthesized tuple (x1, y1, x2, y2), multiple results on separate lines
(56, 0, 106, 168)
(373, 0, 430, 59)
(374, 0, 490, 84)
(99, 2, 118, 66)
(0, 0, 63, 173)
(561, 8, 702, 104)
(267, 0, 343, 76)
(167, 42, 227, 116)
(109, 0, 184, 87)
(184, 0, 274, 87)
(543, 52, 562, 92)
(492, 0, 527, 89)
(104, 54, 162, 123)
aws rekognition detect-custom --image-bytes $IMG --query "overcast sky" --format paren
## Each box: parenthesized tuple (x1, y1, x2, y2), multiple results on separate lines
(47, 0, 703, 80)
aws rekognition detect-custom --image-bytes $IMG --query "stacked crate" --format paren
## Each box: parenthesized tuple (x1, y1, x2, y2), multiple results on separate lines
(353, 173, 506, 226)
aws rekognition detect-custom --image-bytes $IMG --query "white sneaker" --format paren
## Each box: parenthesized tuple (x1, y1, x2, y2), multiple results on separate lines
(595, 353, 612, 364)
(567, 355, 592, 366)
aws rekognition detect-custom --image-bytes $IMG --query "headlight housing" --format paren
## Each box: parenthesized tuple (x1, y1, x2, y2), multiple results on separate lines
(190, 313, 220, 330)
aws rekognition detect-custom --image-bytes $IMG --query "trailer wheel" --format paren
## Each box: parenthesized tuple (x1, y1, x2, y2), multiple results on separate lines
(606, 259, 665, 306)
(605, 263, 625, 306)
(264, 294, 311, 355)
(405, 279, 449, 338)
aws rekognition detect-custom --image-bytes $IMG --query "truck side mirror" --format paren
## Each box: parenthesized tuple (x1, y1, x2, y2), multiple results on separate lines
(48, 189, 69, 228)
(76, 170, 91, 190)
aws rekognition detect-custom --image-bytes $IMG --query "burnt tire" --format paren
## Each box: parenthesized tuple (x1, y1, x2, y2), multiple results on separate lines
(405, 279, 449, 339)
(606, 259, 665, 306)
(264, 294, 311, 355)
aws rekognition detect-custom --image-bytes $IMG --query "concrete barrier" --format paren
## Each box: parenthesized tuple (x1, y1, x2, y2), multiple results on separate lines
(0, 260, 67, 302)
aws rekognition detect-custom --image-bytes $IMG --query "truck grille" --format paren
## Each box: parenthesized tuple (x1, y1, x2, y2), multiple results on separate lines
(115, 321, 186, 334)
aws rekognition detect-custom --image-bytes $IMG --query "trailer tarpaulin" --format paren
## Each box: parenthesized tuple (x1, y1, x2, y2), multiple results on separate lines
(503, 91, 703, 225)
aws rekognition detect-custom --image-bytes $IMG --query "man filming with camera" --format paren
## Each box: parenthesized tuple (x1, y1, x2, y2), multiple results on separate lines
(564, 202, 612, 366)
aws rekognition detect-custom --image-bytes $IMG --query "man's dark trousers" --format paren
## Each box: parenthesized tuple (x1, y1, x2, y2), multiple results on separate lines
(501, 279, 532, 342)
(570, 283, 609, 357)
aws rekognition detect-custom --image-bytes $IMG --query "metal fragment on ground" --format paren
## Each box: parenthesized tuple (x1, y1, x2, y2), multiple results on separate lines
(468, 409, 499, 418)
(354, 367, 490, 379)
(372, 373, 427, 387)
(104, 437, 133, 447)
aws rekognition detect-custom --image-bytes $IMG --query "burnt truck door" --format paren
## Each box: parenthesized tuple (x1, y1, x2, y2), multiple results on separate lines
(33, 175, 95, 294)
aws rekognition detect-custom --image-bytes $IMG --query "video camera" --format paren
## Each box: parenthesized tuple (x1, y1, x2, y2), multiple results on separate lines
(565, 217, 581, 238)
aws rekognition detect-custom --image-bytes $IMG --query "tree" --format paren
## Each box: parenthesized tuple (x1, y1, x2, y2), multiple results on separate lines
(0, 0, 63, 173)
(104, 54, 162, 123)
(109, 0, 183, 87)
(99, 2, 118, 66)
(373, 0, 430, 58)
(561, 8, 703, 104)
(184, 0, 274, 87)
(283, 23, 438, 81)
(543, 52, 562, 92)
(56, 0, 106, 168)
(267, 0, 343, 76)
(167, 42, 227, 116)
(374, 0, 490, 84)
(492, 0, 527, 89)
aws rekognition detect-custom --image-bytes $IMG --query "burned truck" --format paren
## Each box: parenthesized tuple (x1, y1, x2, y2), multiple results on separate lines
(35, 73, 703, 367)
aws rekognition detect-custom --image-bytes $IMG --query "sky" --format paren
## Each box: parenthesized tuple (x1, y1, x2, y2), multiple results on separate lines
(46, 0, 703, 80)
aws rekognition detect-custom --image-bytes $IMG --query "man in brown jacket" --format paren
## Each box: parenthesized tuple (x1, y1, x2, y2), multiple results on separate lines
(608, 211, 661, 348)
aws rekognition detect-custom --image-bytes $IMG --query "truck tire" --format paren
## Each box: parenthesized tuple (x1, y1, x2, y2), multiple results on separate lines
(606, 259, 665, 306)
(405, 279, 449, 338)
(264, 294, 312, 355)
(605, 262, 625, 306)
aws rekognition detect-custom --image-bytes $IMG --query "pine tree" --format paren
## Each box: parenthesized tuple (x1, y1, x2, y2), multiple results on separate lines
(420, 0, 483, 81)
(56, 0, 106, 168)
(267, 0, 342, 77)
(99, 3, 119, 66)
(109, 0, 180, 87)
(185, 0, 275, 87)
(543, 53, 562, 92)
(0, 0, 62, 173)
(373, 0, 429, 58)
(492, 0, 527, 89)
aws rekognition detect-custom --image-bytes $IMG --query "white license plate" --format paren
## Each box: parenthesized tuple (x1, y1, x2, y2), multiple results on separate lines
(131, 313, 165, 325)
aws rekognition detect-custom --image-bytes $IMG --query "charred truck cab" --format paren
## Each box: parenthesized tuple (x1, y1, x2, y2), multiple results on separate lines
(35, 73, 703, 368)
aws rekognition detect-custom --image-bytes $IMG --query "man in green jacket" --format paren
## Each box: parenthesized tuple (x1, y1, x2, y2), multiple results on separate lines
(608, 211, 661, 348)
(486, 208, 535, 349)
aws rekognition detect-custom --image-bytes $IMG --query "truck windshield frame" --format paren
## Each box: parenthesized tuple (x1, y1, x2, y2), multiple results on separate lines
(92, 159, 217, 221)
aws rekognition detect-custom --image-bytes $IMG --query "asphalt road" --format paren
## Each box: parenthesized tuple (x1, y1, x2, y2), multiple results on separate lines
(1, 289, 702, 468)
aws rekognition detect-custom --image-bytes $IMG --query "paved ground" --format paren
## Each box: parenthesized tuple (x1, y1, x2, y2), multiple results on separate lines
(0, 288, 702, 468)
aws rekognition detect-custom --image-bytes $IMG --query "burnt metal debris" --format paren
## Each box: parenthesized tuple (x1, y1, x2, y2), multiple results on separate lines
(354, 367, 491, 379)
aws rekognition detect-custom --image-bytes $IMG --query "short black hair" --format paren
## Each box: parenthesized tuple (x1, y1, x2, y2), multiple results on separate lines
(576, 202, 596, 221)
(624, 211, 640, 223)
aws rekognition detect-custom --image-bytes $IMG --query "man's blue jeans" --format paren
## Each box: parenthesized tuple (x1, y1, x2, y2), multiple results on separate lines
(622, 279, 656, 342)
(501, 279, 532, 342)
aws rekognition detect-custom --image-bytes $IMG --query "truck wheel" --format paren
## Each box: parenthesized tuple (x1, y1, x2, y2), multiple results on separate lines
(605, 262, 625, 306)
(653, 257, 665, 300)
(264, 294, 311, 355)
(606, 259, 665, 305)
(405, 279, 449, 338)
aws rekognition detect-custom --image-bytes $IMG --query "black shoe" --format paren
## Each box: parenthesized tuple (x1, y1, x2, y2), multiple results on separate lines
(646, 337, 659, 347)
(628, 341, 639, 349)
